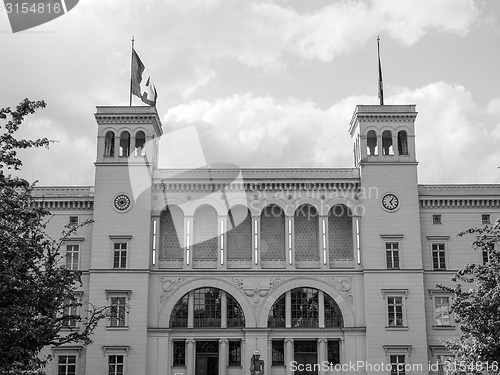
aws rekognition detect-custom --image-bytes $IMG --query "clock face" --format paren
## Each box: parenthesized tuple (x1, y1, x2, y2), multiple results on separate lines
(114, 194, 131, 211)
(382, 193, 399, 211)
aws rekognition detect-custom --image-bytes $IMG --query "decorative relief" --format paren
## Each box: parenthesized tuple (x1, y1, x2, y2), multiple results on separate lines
(231, 277, 282, 309)
(160, 277, 186, 303)
(328, 277, 353, 303)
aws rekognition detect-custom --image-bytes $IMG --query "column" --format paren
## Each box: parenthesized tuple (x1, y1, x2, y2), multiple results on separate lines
(186, 339, 195, 375)
(114, 135, 120, 159)
(377, 134, 383, 155)
(285, 338, 294, 375)
(285, 290, 292, 328)
(188, 291, 194, 328)
(221, 291, 227, 329)
(158, 337, 169, 375)
(130, 135, 136, 157)
(392, 133, 398, 155)
(267, 339, 272, 375)
(219, 339, 228, 375)
(318, 339, 327, 375)
(318, 290, 325, 328)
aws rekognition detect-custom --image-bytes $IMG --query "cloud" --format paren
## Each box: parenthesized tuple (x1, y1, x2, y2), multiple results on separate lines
(163, 82, 500, 184)
(156, 0, 479, 71)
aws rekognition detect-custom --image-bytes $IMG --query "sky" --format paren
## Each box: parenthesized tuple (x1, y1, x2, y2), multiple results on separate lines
(1, 0, 500, 186)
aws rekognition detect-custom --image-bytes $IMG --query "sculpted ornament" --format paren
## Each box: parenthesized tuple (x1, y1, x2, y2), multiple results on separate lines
(328, 277, 353, 303)
(231, 277, 282, 309)
(160, 277, 186, 303)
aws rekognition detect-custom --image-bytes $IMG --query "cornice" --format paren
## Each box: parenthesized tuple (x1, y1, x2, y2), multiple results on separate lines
(153, 168, 361, 192)
(419, 184, 500, 208)
(420, 197, 500, 209)
(95, 106, 163, 136)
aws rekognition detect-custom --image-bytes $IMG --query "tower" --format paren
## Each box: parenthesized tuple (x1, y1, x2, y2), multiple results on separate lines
(87, 106, 162, 374)
(349, 105, 429, 370)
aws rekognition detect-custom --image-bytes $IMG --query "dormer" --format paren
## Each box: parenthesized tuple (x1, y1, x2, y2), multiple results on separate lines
(348, 105, 418, 167)
(94, 106, 163, 166)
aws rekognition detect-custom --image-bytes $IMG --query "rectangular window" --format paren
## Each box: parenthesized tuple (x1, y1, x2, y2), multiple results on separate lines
(173, 341, 185, 366)
(386, 242, 400, 269)
(113, 243, 127, 269)
(327, 340, 340, 365)
(437, 355, 454, 375)
(482, 214, 491, 224)
(390, 355, 406, 375)
(62, 298, 79, 328)
(435, 296, 451, 326)
(432, 215, 442, 224)
(387, 296, 404, 327)
(65, 245, 80, 270)
(229, 341, 241, 366)
(483, 247, 491, 264)
(57, 355, 76, 375)
(110, 297, 126, 327)
(69, 216, 78, 225)
(108, 355, 124, 375)
(432, 243, 446, 270)
(272, 340, 285, 366)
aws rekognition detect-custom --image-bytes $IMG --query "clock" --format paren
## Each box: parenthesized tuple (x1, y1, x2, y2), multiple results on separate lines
(382, 193, 399, 211)
(114, 194, 131, 211)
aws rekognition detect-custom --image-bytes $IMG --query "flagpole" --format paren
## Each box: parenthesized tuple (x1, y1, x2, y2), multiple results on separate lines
(129, 36, 135, 106)
(377, 36, 384, 105)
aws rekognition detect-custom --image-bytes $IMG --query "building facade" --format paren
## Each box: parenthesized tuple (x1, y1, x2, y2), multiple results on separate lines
(37, 104, 500, 375)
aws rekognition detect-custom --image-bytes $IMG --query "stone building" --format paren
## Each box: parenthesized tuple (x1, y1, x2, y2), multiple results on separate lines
(38, 103, 500, 375)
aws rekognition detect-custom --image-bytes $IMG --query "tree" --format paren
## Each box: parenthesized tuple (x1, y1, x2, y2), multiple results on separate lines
(0, 99, 109, 374)
(438, 219, 500, 375)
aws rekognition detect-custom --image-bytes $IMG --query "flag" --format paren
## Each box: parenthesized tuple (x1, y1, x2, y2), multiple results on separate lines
(131, 49, 158, 106)
(377, 37, 384, 105)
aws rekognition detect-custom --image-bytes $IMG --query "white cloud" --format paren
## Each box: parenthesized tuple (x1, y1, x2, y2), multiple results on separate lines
(163, 82, 500, 184)
(154, 0, 479, 70)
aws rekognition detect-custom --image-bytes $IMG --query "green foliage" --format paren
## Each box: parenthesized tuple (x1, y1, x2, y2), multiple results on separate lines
(438, 219, 500, 375)
(0, 99, 109, 374)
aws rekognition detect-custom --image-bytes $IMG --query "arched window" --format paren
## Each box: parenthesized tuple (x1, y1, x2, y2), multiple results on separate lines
(267, 294, 286, 327)
(294, 204, 319, 262)
(194, 288, 221, 328)
(227, 206, 252, 263)
(260, 205, 285, 263)
(268, 288, 343, 328)
(160, 205, 184, 260)
(367, 130, 377, 156)
(104, 131, 115, 157)
(193, 206, 218, 263)
(324, 294, 343, 327)
(398, 130, 408, 155)
(328, 205, 353, 263)
(170, 294, 188, 327)
(382, 130, 393, 155)
(169, 288, 245, 328)
(119, 131, 130, 157)
(291, 288, 318, 328)
(135, 131, 146, 157)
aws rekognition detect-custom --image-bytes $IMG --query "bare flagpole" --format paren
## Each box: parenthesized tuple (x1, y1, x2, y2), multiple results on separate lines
(377, 35, 384, 105)
(129, 36, 135, 106)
